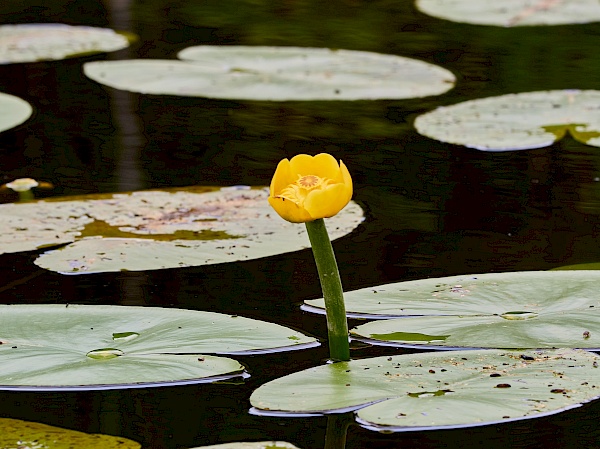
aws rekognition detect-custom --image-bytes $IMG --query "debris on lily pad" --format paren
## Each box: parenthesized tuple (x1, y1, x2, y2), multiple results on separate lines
(414, 90, 600, 151)
(0, 417, 141, 448)
(250, 348, 600, 430)
(0, 304, 317, 390)
(0, 92, 32, 132)
(330, 270, 600, 349)
(0, 186, 363, 274)
(415, 0, 600, 27)
(0, 23, 133, 63)
(83, 46, 456, 101)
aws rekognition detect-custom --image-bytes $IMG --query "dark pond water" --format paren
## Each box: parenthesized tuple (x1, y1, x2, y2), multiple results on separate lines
(2, 1, 600, 448)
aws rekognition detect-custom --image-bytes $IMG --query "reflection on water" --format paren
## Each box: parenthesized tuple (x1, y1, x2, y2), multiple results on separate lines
(2, 0, 600, 448)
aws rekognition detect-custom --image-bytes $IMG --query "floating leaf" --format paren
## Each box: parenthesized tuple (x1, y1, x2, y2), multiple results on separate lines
(414, 90, 600, 151)
(83, 46, 455, 101)
(0, 417, 140, 449)
(250, 349, 600, 430)
(0, 186, 363, 274)
(191, 443, 299, 449)
(415, 0, 600, 27)
(0, 304, 317, 389)
(326, 271, 600, 349)
(0, 92, 32, 132)
(0, 23, 132, 63)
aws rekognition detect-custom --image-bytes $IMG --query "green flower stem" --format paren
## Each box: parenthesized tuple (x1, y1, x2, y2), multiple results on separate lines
(305, 218, 350, 362)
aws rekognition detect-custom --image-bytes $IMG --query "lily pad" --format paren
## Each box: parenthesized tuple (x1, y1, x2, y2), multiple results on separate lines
(0, 304, 317, 390)
(0, 417, 140, 448)
(191, 443, 299, 449)
(326, 270, 600, 349)
(250, 349, 600, 430)
(83, 46, 455, 101)
(0, 92, 32, 132)
(0, 23, 131, 63)
(415, 0, 600, 27)
(0, 186, 363, 274)
(414, 90, 600, 151)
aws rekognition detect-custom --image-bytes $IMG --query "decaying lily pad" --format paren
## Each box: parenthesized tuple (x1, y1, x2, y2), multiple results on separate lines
(0, 92, 32, 132)
(0, 23, 132, 63)
(83, 46, 455, 101)
(250, 348, 600, 430)
(0, 417, 140, 448)
(414, 90, 600, 151)
(0, 304, 317, 389)
(0, 186, 363, 274)
(415, 0, 600, 27)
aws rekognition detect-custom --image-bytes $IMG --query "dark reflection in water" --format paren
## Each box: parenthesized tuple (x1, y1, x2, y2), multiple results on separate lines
(2, 0, 600, 448)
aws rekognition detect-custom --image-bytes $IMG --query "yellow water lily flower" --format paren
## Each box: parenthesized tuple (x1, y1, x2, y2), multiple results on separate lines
(268, 153, 353, 223)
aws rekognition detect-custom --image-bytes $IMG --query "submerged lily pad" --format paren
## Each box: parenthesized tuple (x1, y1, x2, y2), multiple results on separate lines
(324, 270, 600, 349)
(0, 186, 363, 274)
(415, 0, 600, 27)
(0, 304, 317, 389)
(192, 443, 299, 449)
(83, 46, 455, 101)
(0, 417, 140, 448)
(0, 92, 32, 132)
(0, 23, 131, 63)
(250, 349, 600, 430)
(414, 90, 600, 151)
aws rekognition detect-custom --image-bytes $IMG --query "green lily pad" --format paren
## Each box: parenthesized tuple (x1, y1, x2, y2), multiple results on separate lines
(414, 90, 600, 151)
(0, 304, 317, 389)
(83, 46, 455, 101)
(415, 0, 600, 26)
(0, 23, 132, 63)
(326, 271, 600, 349)
(191, 443, 299, 449)
(250, 349, 600, 430)
(0, 92, 32, 132)
(0, 417, 141, 448)
(0, 186, 363, 274)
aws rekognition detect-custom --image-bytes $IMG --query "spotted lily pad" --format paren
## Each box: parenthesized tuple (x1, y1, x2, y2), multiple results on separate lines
(0, 23, 132, 63)
(83, 46, 455, 101)
(0, 304, 317, 390)
(0, 417, 140, 448)
(320, 270, 600, 349)
(0, 92, 32, 132)
(415, 0, 600, 27)
(251, 349, 600, 430)
(0, 186, 363, 274)
(414, 90, 600, 151)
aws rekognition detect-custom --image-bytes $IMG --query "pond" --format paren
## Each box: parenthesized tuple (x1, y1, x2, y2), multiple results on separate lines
(2, 0, 600, 448)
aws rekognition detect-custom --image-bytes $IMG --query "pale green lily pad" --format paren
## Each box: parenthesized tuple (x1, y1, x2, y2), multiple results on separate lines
(0, 92, 32, 132)
(414, 90, 600, 151)
(0, 304, 317, 389)
(0, 417, 140, 448)
(551, 262, 600, 270)
(250, 349, 600, 430)
(0, 23, 131, 63)
(415, 0, 600, 26)
(191, 443, 299, 449)
(83, 46, 455, 101)
(0, 186, 363, 274)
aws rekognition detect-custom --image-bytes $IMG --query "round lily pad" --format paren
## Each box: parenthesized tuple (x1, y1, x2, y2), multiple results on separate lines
(331, 270, 600, 349)
(0, 304, 317, 390)
(83, 46, 455, 101)
(414, 90, 600, 151)
(0, 92, 32, 132)
(0, 23, 131, 63)
(415, 0, 600, 27)
(0, 186, 363, 274)
(0, 417, 140, 449)
(250, 349, 600, 430)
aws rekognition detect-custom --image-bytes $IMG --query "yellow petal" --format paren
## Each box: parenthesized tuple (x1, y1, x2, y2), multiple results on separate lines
(303, 183, 350, 219)
(268, 196, 314, 223)
(339, 160, 353, 201)
(270, 158, 293, 196)
(289, 153, 340, 179)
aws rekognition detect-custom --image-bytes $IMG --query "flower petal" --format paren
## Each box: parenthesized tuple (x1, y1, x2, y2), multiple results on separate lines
(270, 158, 293, 196)
(303, 183, 351, 219)
(268, 196, 314, 223)
(339, 160, 353, 202)
(289, 153, 340, 179)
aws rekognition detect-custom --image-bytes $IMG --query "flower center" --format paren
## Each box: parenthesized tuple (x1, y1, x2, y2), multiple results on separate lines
(298, 175, 320, 189)
(277, 174, 331, 204)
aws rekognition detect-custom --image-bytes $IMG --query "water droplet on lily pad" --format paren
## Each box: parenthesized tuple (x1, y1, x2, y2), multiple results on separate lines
(112, 331, 140, 342)
(500, 311, 538, 320)
(86, 348, 124, 359)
